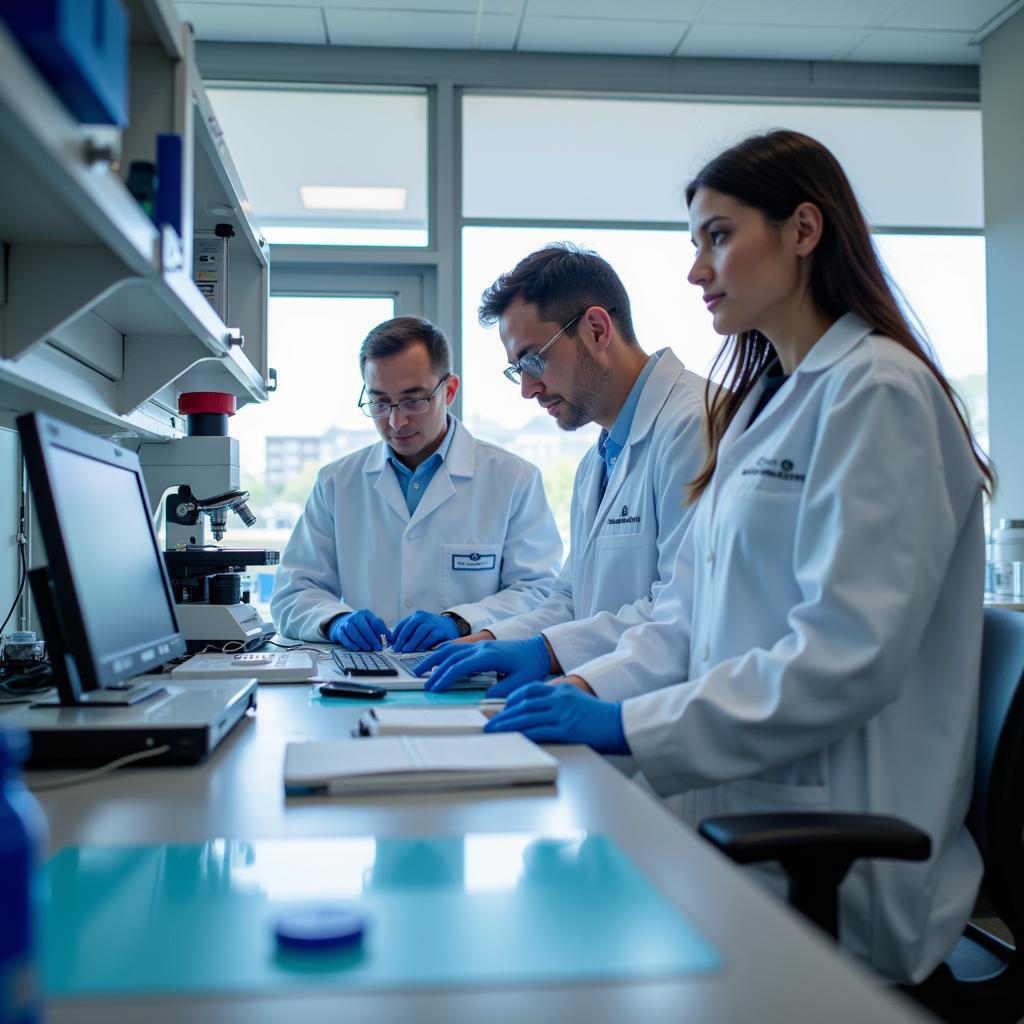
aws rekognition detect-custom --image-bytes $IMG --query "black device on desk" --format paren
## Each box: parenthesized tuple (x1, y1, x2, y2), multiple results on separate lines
(319, 680, 387, 700)
(2, 413, 256, 766)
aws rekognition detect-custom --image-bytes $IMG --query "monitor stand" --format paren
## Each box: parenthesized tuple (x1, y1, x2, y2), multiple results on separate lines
(28, 568, 166, 708)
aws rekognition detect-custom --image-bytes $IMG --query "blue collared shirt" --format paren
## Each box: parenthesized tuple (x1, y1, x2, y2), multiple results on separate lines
(388, 416, 456, 516)
(597, 352, 660, 499)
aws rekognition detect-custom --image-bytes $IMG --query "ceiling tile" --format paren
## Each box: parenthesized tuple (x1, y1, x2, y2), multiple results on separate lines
(528, 0, 704, 18)
(880, 0, 1014, 33)
(699, 0, 897, 28)
(174, 2, 326, 43)
(844, 28, 980, 64)
(321, 0, 477, 9)
(477, 13, 520, 49)
(324, 8, 476, 47)
(174, 0, 320, 5)
(677, 22, 861, 60)
(517, 15, 688, 55)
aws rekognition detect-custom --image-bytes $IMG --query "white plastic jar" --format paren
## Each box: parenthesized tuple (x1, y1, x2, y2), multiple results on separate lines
(992, 519, 1024, 563)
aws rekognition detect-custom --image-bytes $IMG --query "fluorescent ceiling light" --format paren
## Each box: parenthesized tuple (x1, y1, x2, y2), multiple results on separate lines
(299, 186, 408, 211)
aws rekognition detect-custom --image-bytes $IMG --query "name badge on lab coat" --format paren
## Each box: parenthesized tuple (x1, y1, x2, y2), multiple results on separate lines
(451, 552, 496, 571)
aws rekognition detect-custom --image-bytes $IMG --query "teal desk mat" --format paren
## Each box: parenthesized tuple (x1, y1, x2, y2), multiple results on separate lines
(44, 834, 721, 997)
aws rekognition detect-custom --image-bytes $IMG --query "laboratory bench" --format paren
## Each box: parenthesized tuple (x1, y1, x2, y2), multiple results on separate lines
(28, 684, 931, 1024)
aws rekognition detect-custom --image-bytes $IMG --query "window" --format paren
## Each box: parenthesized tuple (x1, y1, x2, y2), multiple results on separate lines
(874, 234, 988, 450)
(463, 229, 988, 541)
(461, 96, 987, 541)
(463, 95, 982, 229)
(207, 86, 428, 246)
(462, 225, 723, 540)
(226, 295, 395, 616)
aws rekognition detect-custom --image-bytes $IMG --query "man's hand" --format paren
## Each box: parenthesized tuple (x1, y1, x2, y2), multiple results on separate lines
(390, 610, 460, 652)
(559, 674, 596, 695)
(415, 635, 551, 694)
(326, 609, 391, 651)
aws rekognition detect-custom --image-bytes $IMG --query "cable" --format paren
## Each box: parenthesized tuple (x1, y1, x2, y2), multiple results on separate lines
(264, 638, 330, 661)
(198, 641, 247, 655)
(0, 528, 28, 637)
(27, 745, 172, 792)
(0, 662, 54, 697)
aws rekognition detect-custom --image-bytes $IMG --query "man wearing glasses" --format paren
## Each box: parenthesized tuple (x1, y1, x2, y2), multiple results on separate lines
(416, 243, 707, 696)
(271, 316, 562, 650)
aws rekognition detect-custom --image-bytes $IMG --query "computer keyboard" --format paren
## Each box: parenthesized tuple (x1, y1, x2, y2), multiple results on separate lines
(393, 652, 428, 670)
(331, 649, 398, 677)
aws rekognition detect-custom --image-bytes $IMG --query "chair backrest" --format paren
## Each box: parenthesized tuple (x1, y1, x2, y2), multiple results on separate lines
(967, 607, 1024, 936)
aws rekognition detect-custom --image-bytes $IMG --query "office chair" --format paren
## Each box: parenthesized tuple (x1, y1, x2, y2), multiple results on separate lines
(698, 607, 1024, 1024)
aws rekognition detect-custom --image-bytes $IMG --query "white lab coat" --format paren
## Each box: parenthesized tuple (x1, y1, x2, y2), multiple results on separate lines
(270, 418, 562, 640)
(489, 350, 707, 685)
(578, 314, 984, 984)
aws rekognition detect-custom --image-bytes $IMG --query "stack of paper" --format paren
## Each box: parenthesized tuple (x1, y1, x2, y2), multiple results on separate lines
(284, 733, 558, 795)
(356, 707, 488, 737)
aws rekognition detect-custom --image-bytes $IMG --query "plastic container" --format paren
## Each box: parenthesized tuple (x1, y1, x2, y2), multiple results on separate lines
(0, 728, 47, 1024)
(1, 632, 46, 666)
(126, 161, 157, 222)
(992, 519, 1024, 564)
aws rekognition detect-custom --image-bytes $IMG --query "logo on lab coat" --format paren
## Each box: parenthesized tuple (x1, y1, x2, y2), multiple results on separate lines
(607, 504, 641, 526)
(452, 552, 497, 571)
(741, 456, 805, 483)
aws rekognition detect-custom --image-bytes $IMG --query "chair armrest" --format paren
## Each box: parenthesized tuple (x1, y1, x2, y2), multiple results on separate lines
(699, 812, 931, 866)
(698, 812, 931, 938)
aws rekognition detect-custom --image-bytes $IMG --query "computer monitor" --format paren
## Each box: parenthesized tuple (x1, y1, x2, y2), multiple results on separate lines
(17, 412, 186, 705)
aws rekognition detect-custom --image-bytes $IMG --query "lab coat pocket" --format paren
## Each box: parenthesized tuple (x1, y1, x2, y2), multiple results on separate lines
(594, 531, 655, 604)
(722, 486, 802, 568)
(440, 543, 502, 607)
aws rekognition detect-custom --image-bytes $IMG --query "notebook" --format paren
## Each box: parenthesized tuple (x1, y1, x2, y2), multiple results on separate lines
(284, 733, 558, 795)
(356, 707, 488, 737)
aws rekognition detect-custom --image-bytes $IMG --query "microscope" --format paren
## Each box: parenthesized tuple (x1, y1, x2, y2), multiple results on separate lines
(138, 392, 278, 652)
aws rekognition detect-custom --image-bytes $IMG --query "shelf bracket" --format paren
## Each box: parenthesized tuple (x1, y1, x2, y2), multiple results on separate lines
(2, 244, 135, 360)
(119, 333, 214, 414)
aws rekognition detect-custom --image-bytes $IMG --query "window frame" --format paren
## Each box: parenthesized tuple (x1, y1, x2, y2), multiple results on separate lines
(197, 46, 983, 440)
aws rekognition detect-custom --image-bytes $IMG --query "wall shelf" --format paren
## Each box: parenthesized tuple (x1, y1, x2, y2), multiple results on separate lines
(0, 0, 270, 440)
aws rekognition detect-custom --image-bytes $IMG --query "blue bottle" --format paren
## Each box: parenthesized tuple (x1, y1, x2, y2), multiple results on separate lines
(0, 728, 46, 1024)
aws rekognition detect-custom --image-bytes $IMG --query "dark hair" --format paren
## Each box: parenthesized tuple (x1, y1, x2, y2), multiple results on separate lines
(478, 242, 637, 343)
(684, 129, 994, 502)
(359, 316, 451, 377)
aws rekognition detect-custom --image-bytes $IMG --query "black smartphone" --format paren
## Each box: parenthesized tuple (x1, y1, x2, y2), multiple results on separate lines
(318, 680, 387, 700)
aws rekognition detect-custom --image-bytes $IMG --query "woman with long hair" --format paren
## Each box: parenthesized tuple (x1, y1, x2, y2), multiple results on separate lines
(485, 130, 993, 984)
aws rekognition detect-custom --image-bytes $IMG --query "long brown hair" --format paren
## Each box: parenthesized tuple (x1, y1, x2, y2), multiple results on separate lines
(684, 130, 994, 502)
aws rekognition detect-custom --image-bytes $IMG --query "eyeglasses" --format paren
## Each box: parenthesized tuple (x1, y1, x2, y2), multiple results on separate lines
(358, 374, 451, 419)
(502, 306, 615, 385)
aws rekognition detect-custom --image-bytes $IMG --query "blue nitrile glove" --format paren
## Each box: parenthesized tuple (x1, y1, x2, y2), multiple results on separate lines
(327, 609, 391, 651)
(483, 682, 630, 755)
(390, 610, 460, 653)
(415, 635, 551, 694)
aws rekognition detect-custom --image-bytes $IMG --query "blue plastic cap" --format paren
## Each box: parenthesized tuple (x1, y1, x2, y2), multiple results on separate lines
(274, 908, 366, 952)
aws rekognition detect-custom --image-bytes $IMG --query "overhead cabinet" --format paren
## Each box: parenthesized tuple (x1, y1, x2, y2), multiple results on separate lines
(0, 0, 269, 439)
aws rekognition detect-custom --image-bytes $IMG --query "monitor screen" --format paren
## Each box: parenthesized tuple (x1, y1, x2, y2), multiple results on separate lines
(18, 413, 185, 692)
